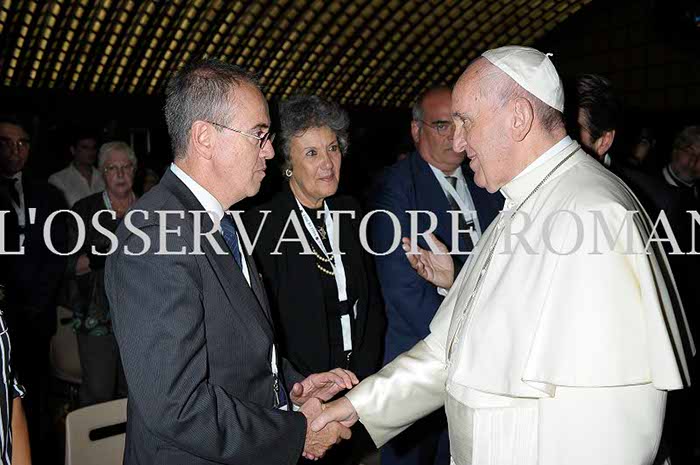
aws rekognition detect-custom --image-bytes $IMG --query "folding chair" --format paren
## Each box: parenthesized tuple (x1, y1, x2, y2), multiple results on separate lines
(65, 398, 127, 465)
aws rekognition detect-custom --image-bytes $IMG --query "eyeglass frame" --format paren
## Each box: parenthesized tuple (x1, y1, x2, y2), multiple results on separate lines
(417, 119, 455, 136)
(103, 162, 136, 176)
(0, 136, 30, 152)
(206, 121, 275, 149)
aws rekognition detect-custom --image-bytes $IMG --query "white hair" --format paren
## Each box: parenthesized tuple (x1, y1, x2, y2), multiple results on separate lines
(98, 141, 137, 169)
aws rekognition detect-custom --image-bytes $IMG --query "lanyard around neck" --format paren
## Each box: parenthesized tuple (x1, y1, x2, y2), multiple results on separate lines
(295, 197, 348, 302)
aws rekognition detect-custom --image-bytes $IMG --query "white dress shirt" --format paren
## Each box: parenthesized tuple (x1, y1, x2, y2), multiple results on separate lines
(428, 164, 482, 238)
(48, 163, 105, 207)
(169, 163, 250, 285)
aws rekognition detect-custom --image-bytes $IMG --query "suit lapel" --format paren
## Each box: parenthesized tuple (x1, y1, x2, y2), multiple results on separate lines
(243, 246, 273, 326)
(161, 170, 274, 339)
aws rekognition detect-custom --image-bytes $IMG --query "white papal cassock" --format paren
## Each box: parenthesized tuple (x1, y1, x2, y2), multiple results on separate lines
(347, 137, 695, 465)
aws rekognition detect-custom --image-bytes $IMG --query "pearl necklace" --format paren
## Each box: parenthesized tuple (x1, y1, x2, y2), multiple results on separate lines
(312, 245, 335, 275)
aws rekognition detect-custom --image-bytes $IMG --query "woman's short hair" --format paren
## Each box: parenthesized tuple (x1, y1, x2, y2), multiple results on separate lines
(98, 141, 137, 169)
(278, 95, 350, 172)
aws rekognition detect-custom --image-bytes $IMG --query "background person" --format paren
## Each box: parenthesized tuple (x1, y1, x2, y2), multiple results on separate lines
(48, 129, 104, 207)
(245, 95, 385, 463)
(367, 86, 501, 465)
(68, 141, 137, 406)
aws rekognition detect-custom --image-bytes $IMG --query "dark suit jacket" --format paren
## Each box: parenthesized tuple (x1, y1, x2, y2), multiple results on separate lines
(244, 186, 385, 380)
(369, 152, 502, 363)
(0, 173, 67, 337)
(105, 170, 306, 465)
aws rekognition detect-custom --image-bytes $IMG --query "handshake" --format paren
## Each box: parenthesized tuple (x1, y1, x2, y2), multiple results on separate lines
(290, 368, 362, 461)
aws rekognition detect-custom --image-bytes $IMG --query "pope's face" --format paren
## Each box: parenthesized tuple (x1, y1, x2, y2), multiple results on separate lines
(451, 61, 513, 193)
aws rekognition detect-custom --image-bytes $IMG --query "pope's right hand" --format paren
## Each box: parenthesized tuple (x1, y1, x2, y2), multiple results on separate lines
(402, 233, 455, 290)
(310, 396, 359, 433)
(301, 398, 352, 461)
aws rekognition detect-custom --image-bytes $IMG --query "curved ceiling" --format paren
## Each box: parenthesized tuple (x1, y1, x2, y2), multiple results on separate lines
(0, 0, 592, 107)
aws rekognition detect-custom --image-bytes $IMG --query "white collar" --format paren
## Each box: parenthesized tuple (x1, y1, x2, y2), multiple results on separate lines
(512, 136, 572, 182)
(428, 163, 465, 183)
(70, 162, 99, 179)
(603, 153, 612, 168)
(169, 163, 224, 229)
(664, 164, 695, 188)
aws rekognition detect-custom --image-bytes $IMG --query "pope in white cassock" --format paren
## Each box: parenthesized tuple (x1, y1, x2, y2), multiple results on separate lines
(311, 46, 695, 465)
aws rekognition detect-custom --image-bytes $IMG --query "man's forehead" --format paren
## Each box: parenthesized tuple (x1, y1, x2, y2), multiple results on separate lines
(423, 90, 452, 117)
(0, 123, 28, 138)
(228, 83, 270, 126)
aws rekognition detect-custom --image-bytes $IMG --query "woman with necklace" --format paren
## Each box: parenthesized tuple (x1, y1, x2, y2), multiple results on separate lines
(245, 95, 385, 464)
(67, 141, 137, 406)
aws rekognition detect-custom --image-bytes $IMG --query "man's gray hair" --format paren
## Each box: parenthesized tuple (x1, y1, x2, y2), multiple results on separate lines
(672, 125, 700, 153)
(98, 141, 137, 169)
(411, 85, 451, 123)
(164, 58, 258, 159)
(278, 95, 349, 172)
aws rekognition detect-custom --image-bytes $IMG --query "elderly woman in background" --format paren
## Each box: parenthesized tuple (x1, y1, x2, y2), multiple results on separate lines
(245, 95, 385, 464)
(68, 141, 137, 406)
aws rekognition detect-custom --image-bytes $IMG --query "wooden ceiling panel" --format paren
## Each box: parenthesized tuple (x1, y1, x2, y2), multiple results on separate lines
(0, 0, 592, 106)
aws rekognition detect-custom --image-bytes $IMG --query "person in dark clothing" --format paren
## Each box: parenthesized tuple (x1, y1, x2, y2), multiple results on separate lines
(0, 115, 67, 463)
(68, 141, 137, 406)
(245, 95, 385, 464)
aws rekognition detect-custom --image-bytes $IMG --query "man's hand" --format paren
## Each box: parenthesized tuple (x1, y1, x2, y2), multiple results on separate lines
(300, 398, 352, 460)
(291, 368, 359, 406)
(402, 233, 454, 289)
(310, 397, 359, 433)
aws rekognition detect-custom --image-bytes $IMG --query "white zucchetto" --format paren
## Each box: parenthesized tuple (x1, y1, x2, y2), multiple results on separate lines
(481, 45, 565, 112)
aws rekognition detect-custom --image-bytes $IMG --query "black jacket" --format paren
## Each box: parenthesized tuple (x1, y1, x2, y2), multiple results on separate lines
(0, 173, 67, 336)
(244, 186, 386, 380)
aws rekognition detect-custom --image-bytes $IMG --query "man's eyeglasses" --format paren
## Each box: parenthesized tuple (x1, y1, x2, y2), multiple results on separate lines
(103, 163, 135, 176)
(207, 121, 275, 149)
(0, 137, 30, 152)
(418, 120, 455, 136)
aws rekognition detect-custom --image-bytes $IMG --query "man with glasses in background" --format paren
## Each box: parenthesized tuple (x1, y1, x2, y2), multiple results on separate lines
(367, 86, 501, 465)
(105, 59, 355, 465)
(0, 115, 67, 463)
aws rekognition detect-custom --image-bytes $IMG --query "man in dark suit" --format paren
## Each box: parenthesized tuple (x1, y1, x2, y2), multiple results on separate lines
(105, 59, 355, 465)
(0, 115, 67, 462)
(368, 87, 501, 465)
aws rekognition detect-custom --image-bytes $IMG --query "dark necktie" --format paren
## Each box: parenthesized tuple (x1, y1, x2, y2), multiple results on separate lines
(220, 214, 243, 269)
(0, 178, 19, 206)
(445, 176, 474, 250)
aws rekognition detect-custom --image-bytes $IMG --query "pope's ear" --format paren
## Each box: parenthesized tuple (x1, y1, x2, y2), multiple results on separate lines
(191, 120, 215, 160)
(511, 97, 534, 142)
